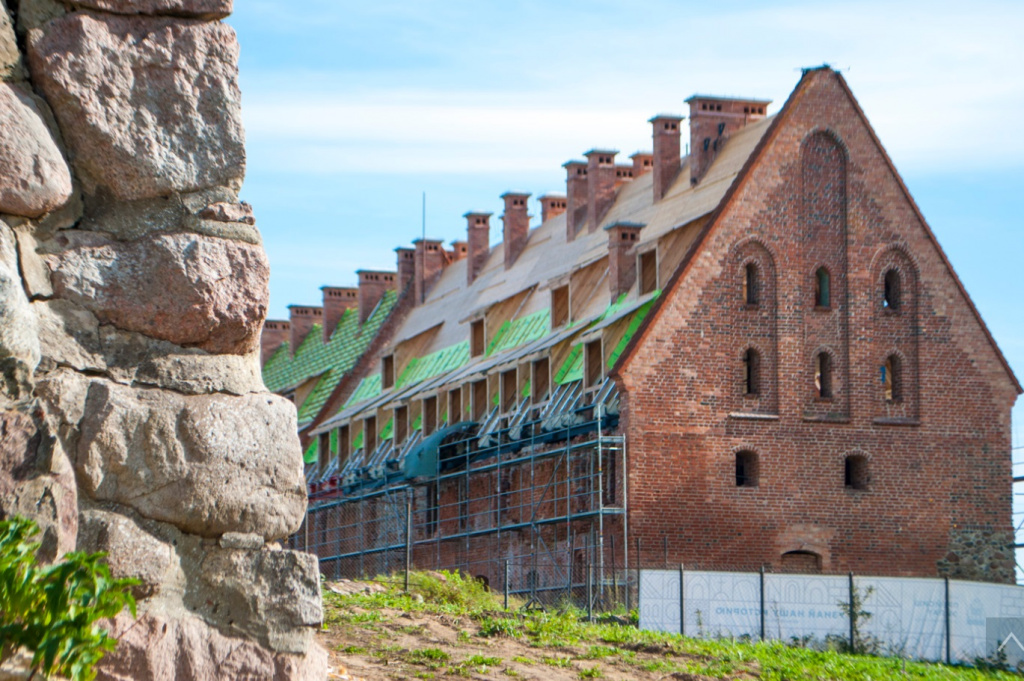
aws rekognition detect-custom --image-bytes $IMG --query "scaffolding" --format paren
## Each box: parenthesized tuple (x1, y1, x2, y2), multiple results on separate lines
(293, 378, 629, 605)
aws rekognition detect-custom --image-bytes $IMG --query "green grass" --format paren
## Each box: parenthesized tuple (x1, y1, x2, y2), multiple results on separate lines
(323, 572, 1023, 681)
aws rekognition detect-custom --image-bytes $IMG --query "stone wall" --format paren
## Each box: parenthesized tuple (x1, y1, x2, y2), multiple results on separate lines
(0, 0, 326, 677)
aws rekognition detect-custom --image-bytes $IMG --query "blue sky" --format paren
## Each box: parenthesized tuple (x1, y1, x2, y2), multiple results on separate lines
(230, 0, 1024, 495)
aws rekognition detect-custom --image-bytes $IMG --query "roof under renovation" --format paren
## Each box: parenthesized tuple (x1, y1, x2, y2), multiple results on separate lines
(263, 101, 778, 488)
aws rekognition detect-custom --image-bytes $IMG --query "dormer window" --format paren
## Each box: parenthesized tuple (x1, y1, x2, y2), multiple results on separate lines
(382, 354, 395, 389)
(639, 250, 657, 295)
(551, 285, 569, 328)
(471, 319, 485, 357)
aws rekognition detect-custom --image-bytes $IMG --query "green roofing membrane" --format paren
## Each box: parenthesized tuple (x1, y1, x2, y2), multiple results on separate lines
(396, 341, 470, 389)
(346, 373, 382, 407)
(262, 290, 399, 427)
(487, 308, 550, 356)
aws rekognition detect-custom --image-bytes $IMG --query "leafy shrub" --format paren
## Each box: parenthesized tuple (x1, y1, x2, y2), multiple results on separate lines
(0, 516, 138, 680)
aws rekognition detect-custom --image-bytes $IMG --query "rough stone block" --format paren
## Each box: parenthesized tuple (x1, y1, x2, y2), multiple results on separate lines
(27, 12, 244, 201)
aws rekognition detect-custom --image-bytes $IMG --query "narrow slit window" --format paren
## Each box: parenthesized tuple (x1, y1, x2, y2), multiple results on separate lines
(844, 455, 868, 490)
(883, 269, 901, 310)
(882, 354, 902, 403)
(815, 352, 833, 399)
(743, 263, 759, 306)
(735, 451, 759, 487)
(814, 267, 831, 308)
(742, 348, 760, 396)
(394, 405, 408, 445)
(382, 354, 395, 389)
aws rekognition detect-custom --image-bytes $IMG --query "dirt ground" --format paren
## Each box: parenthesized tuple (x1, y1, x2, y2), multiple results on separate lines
(318, 604, 745, 681)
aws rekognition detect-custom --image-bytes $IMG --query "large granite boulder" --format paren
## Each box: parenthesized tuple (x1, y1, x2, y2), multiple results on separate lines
(66, 0, 232, 19)
(47, 231, 268, 355)
(27, 12, 244, 201)
(75, 380, 306, 540)
(0, 222, 41, 399)
(0, 83, 71, 218)
(98, 610, 328, 681)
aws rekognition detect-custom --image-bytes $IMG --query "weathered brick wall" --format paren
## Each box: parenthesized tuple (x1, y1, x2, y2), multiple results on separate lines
(618, 68, 1018, 583)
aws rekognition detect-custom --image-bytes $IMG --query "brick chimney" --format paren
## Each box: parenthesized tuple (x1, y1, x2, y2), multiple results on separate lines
(450, 241, 468, 262)
(563, 160, 587, 242)
(538, 193, 567, 223)
(630, 152, 653, 177)
(685, 95, 770, 185)
(500, 191, 531, 269)
(650, 115, 682, 201)
(260, 319, 290, 365)
(321, 286, 358, 340)
(413, 238, 446, 304)
(396, 247, 415, 293)
(584, 149, 618, 232)
(606, 221, 645, 299)
(288, 305, 322, 355)
(465, 212, 491, 285)
(614, 164, 636, 190)
(357, 270, 397, 323)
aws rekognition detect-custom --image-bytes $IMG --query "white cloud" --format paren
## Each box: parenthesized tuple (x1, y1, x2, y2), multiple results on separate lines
(238, 0, 1024, 176)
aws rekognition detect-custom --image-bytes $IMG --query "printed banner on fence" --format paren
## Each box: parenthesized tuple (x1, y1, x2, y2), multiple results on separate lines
(640, 568, 1024, 664)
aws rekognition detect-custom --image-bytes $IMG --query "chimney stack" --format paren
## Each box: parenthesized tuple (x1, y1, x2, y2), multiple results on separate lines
(321, 286, 358, 340)
(500, 191, 531, 269)
(650, 115, 682, 201)
(288, 305, 322, 355)
(685, 95, 769, 184)
(465, 212, 492, 285)
(450, 240, 468, 262)
(357, 270, 397, 323)
(606, 221, 645, 299)
(413, 238, 446, 304)
(563, 160, 588, 241)
(613, 164, 635, 190)
(260, 319, 290, 365)
(584, 149, 618, 232)
(396, 247, 415, 293)
(630, 152, 653, 177)
(538, 193, 567, 224)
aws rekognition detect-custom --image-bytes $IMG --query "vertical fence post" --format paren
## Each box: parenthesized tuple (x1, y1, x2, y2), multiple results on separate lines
(404, 496, 412, 593)
(848, 572, 855, 652)
(944, 576, 951, 664)
(663, 536, 668, 568)
(504, 560, 510, 611)
(759, 565, 766, 641)
(587, 558, 594, 622)
(679, 563, 685, 637)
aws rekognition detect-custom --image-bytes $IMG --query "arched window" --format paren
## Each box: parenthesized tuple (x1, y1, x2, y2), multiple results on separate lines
(844, 454, 869, 490)
(743, 263, 759, 306)
(883, 269, 901, 310)
(882, 354, 902, 403)
(814, 267, 831, 308)
(742, 348, 760, 396)
(815, 352, 833, 399)
(735, 451, 759, 487)
(780, 550, 821, 574)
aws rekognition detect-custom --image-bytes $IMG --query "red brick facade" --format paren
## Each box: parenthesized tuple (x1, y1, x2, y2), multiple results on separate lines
(616, 68, 1019, 582)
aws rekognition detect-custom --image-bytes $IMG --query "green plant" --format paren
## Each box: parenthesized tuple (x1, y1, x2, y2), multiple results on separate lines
(464, 654, 501, 667)
(835, 584, 882, 655)
(578, 665, 604, 679)
(0, 516, 138, 681)
(478, 615, 523, 638)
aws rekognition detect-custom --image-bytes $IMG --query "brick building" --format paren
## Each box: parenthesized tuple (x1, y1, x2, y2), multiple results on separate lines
(263, 67, 1020, 588)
